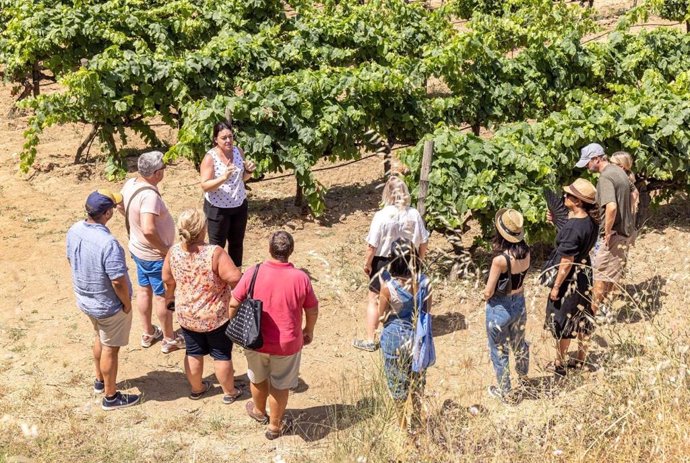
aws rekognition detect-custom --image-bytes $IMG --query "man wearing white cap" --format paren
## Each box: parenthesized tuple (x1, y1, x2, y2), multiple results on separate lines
(575, 143, 635, 316)
(121, 151, 184, 353)
(66, 190, 140, 410)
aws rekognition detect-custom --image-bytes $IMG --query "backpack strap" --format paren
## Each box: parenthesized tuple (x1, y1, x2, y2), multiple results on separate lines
(124, 185, 160, 237)
(416, 274, 430, 314)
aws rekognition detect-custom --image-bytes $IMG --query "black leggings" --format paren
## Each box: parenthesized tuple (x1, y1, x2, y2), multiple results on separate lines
(204, 198, 248, 268)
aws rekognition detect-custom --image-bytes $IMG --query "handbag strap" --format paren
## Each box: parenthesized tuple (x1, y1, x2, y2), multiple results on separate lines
(247, 263, 261, 298)
(124, 184, 160, 236)
(502, 252, 513, 292)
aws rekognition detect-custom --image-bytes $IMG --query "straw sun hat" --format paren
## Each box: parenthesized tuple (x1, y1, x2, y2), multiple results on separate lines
(562, 178, 596, 204)
(495, 208, 525, 243)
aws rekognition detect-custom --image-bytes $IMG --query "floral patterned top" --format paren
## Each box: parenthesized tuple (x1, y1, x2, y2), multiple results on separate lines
(169, 243, 231, 332)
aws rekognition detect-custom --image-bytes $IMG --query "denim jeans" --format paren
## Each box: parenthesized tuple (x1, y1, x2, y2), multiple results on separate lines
(381, 318, 419, 401)
(485, 294, 529, 394)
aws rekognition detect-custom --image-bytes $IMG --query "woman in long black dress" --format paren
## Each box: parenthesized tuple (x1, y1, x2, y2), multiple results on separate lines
(544, 178, 599, 377)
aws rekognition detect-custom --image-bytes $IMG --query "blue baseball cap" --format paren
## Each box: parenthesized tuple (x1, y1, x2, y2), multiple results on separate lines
(85, 189, 122, 217)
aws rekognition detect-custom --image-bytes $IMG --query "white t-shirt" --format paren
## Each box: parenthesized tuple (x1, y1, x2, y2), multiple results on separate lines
(366, 205, 430, 257)
(121, 178, 175, 261)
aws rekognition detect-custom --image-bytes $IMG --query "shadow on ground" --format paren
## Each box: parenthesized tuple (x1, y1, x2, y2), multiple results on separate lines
(639, 194, 690, 233)
(119, 370, 250, 403)
(288, 397, 375, 442)
(249, 179, 382, 229)
(612, 275, 667, 324)
(433, 311, 467, 336)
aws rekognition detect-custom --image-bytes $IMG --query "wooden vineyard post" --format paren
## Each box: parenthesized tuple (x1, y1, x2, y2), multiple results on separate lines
(417, 140, 434, 217)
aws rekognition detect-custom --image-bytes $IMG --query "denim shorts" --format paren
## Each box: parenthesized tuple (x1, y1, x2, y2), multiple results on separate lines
(181, 322, 233, 361)
(131, 254, 165, 296)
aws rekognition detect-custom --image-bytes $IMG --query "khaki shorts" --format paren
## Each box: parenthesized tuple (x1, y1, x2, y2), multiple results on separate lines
(87, 309, 132, 347)
(245, 350, 301, 390)
(592, 234, 633, 284)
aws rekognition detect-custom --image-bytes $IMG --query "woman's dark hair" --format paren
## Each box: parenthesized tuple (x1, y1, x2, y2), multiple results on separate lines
(582, 201, 600, 225)
(212, 120, 233, 146)
(492, 230, 530, 260)
(388, 238, 419, 278)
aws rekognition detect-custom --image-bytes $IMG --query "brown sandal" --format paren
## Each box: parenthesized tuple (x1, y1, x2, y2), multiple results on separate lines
(265, 417, 293, 440)
(567, 358, 584, 370)
(245, 401, 269, 425)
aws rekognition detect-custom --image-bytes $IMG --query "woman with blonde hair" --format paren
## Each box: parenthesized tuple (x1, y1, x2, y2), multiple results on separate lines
(162, 209, 245, 403)
(610, 151, 639, 218)
(353, 176, 429, 352)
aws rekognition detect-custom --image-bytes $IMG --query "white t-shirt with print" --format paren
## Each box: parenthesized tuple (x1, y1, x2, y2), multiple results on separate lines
(366, 205, 430, 257)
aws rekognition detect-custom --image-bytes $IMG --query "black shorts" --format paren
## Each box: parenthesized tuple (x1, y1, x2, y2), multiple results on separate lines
(368, 255, 391, 293)
(181, 321, 233, 361)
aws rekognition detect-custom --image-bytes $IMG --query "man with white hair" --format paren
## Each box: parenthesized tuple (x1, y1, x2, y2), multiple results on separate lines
(575, 143, 635, 319)
(121, 151, 184, 353)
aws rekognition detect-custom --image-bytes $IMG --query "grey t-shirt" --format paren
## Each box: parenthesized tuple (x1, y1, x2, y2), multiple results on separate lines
(596, 164, 635, 237)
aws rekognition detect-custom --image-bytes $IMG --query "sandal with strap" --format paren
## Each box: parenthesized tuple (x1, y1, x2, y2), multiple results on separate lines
(265, 417, 293, 440)
(567, 358, 584, 370)
(223, 384, 246, 404)
(245, 401, 269, 425)
(189, 381, 212, 400)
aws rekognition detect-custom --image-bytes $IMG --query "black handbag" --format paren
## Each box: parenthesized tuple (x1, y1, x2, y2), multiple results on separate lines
(494, 253, 513, 296)
(225, 264, 263, 350)
(539, 249, 559, 288)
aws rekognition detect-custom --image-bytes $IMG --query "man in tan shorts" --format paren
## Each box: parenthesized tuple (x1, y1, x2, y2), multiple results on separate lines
(66, 190, 140, 410)
(229, 231, 318, 440)
(575, 144, 635, 318)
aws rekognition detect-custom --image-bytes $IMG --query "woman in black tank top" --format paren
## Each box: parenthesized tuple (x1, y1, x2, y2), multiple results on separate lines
(483, 209, 531, 403)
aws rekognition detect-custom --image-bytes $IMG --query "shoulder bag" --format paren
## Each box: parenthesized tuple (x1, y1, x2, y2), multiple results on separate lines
(225, 264, 263, 350)
(412, 274, 435, 373)
(494, 253, 513, 296)
(124, 185, 160, 237)
(539, 249, 559, 288)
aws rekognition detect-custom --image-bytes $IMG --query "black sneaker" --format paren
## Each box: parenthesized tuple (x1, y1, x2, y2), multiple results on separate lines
(93, 379, 105, 394)
(102, 392, 141, 411)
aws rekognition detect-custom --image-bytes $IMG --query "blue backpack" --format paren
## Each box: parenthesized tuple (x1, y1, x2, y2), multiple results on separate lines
(412, 274, 435, 372)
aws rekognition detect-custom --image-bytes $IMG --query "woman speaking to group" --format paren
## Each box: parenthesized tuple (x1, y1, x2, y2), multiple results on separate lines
(200, 120, 256, 268)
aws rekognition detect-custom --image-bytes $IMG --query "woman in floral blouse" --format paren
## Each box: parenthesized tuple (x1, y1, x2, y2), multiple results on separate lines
(162, 208, 244, 403)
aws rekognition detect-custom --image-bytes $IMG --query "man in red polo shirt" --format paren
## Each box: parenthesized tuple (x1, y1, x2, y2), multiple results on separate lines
(229, 230, 318, 440)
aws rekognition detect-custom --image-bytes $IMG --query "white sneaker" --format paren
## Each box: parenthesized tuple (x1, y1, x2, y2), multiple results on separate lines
(141, 325, 163, 348)
(161, 334, 185, 354)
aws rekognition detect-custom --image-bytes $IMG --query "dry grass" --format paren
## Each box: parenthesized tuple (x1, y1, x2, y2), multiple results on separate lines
(304, 304, 690, 462)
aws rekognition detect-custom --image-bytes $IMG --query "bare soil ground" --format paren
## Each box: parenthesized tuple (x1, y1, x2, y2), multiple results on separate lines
(1, 3, 689, 461)
(2, 81, 689, 462)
